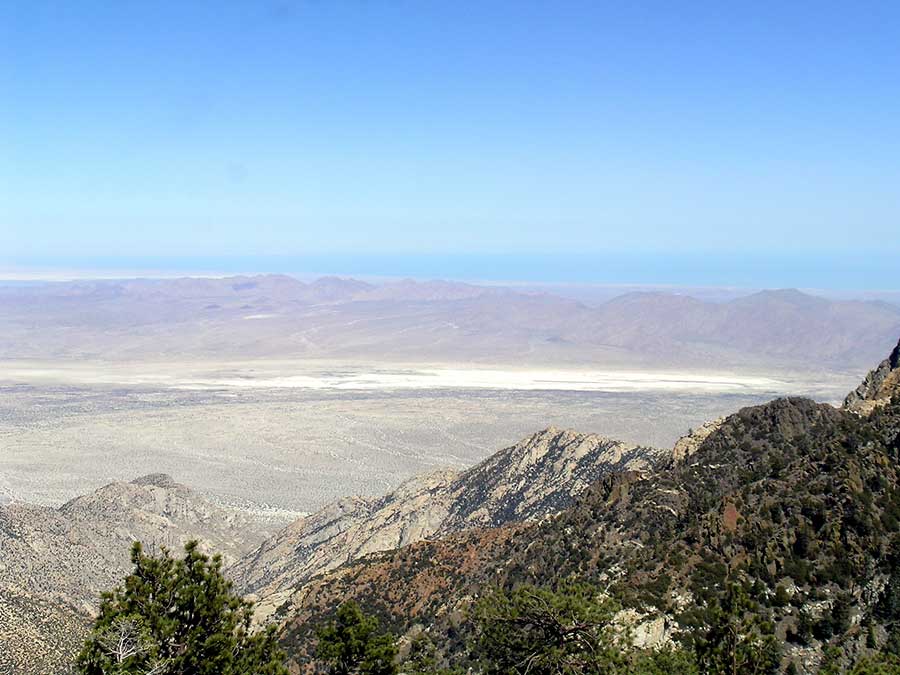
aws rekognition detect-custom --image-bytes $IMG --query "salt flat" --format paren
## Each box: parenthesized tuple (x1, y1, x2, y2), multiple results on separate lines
(0, 359, 828, 394)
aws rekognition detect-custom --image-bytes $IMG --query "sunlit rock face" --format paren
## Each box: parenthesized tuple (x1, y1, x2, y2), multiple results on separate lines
(230, 427, 666, 601)
(844, 337, 900, 413)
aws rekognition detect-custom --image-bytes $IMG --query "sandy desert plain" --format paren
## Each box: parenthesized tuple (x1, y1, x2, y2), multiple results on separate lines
(0, 358, 858, 522)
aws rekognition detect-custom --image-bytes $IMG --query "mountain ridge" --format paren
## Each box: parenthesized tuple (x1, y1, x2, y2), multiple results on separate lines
(2, 276, 898, 370)
(230, 427, 666, 618)
(844, 336, 900, 413)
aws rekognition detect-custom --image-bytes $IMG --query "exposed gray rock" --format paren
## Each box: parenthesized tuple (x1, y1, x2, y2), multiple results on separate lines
(1, 476, 269, 610)
(844, 336, 900, 413)
(231, 427, 666, 602)
(672, 417, 725, 462)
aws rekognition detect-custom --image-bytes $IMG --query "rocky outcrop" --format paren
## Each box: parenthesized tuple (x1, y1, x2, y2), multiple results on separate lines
(231, 428, 665, 606)
(0, 475, 270, 675)
(230, 476, 456, 608)
(844, 336, 900, 413)
(671, 417, 725, 462)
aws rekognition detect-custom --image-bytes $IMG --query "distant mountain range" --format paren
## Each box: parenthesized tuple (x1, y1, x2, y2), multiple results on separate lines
(1, 275, 898, 370)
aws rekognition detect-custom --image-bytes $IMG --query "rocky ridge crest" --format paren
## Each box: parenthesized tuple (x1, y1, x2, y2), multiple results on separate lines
(271, 338, 900, 674)
(231, 427, 665, 613)
(844, 336, 900, 413)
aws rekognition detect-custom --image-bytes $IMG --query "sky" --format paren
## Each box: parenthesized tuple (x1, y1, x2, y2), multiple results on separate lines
(1, 1, 898, 287)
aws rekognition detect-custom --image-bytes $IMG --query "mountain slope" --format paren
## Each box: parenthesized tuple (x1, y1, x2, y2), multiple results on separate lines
(273, 344, 900, 674)
(232, 428, 665, 614)
(0, 587, 89, 675)
(844, 336, 900, 413)
(0, 474, 270, 675)
(583, 288, 900, 369)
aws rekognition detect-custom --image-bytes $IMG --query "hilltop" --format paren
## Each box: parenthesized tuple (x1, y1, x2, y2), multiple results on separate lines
(231, 428, 664, 616)
(0, 475, 270, 675)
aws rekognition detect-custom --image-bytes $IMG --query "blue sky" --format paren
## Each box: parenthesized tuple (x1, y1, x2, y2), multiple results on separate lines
(1, 1, 898, 287)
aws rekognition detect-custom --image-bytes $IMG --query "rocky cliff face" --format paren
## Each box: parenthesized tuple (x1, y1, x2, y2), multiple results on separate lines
(844, 336, 900, 413)
(0, 475, 270, 675)
(671, 416, 725, 462)
(231, 428, 665, 612)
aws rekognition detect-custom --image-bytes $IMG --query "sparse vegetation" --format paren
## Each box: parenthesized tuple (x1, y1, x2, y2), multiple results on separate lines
(75, 541, 287, 675)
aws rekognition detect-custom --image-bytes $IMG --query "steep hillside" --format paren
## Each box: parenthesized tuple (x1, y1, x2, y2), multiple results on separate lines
(273, 354, 900, 673)
(0, 474, 270, 675)
(845, 337, 900, 413)
(0, 587, 89, 675)
(232, 428, 664, 616)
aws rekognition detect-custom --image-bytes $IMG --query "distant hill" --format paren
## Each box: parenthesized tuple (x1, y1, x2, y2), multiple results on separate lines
(582, 288, 900, 368)
(0, 275, 898, 371)
(0, 474, 270, 675)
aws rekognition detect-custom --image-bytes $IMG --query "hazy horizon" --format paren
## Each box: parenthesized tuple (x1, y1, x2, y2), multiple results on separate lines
(4, 2, 899, 290)
(3, 251, 900, 294)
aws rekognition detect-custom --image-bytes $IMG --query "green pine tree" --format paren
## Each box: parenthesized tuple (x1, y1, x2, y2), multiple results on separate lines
(472, 582, 700, 675)
(75, 541, 287, 675)
(316, 601, 398, 675)
(472, 582, 627, 675)
(692, 582, 781, 675)
(401, 633, 464, 675)
(848, 652, 900, 674)
(629, 646, 700, 675)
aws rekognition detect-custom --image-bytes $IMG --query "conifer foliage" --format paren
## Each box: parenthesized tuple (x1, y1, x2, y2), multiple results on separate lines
(316, 601, 398, 675)
(75, 541, 288, 675)
(471, 583, 701, 675)
(690, 583, 780, 675)
(472, 582, 625, 674)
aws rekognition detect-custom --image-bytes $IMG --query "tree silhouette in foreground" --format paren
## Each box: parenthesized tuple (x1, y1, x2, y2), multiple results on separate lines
(75, 541, 288, 675)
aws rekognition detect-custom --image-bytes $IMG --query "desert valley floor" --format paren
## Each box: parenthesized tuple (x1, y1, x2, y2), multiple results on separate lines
(0, 359, 859, 521)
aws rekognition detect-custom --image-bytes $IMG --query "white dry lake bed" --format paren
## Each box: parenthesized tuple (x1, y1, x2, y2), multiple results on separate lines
(0, 360, 801, 393)
(0, 359, 855, 519)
